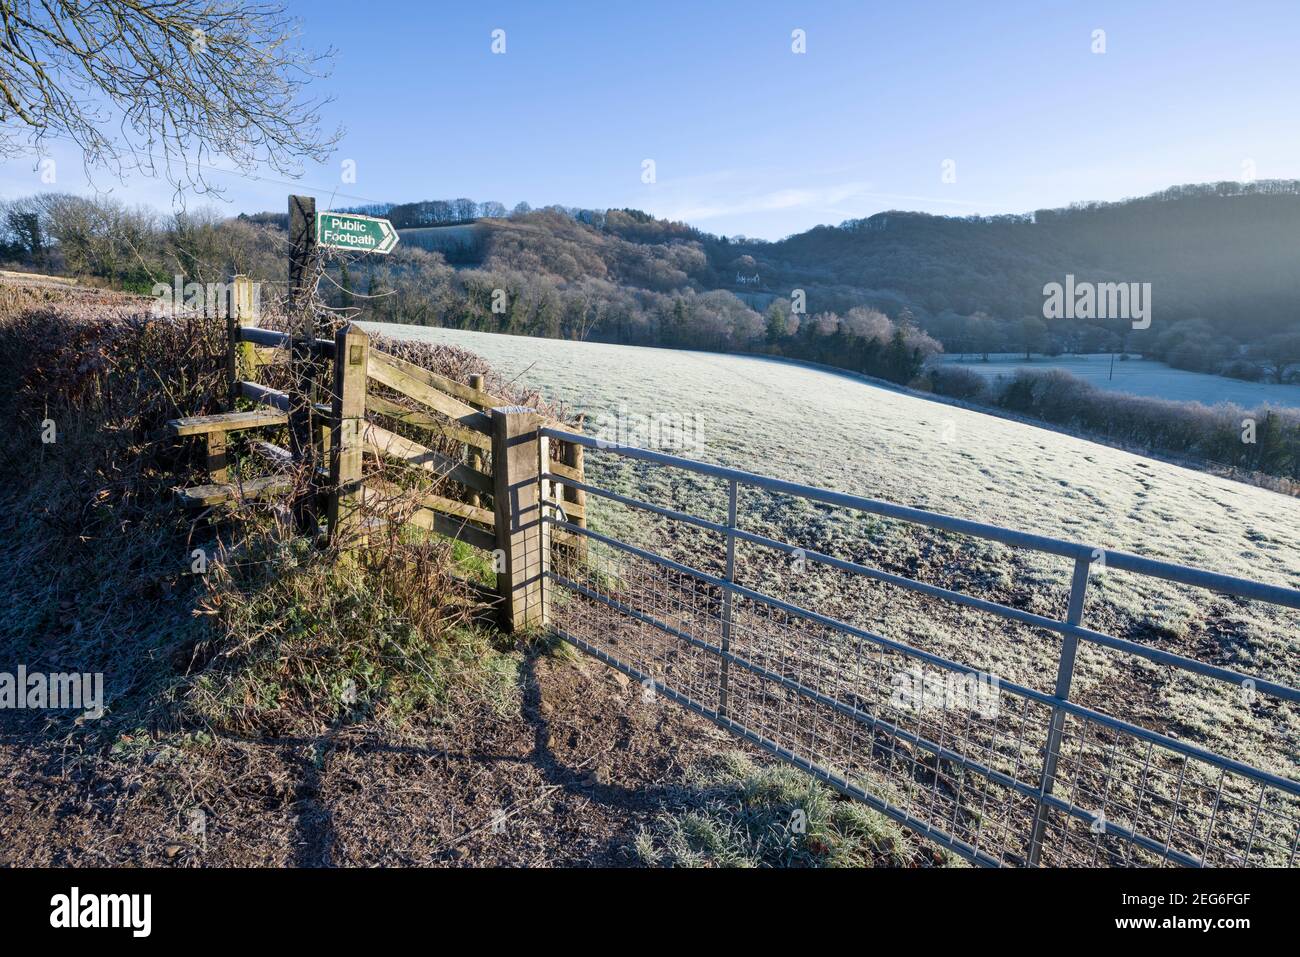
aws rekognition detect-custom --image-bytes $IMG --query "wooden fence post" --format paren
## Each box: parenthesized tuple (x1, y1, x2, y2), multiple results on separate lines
(492, 406, 549, 632)
(206, 432, 228, 484)
(466, 373, 486, 509)
(212, 275, 258, 485)
(328, 323, 369, 553)
(234, 274, 257, 367)
(287, 195, 317, 332)
(562, 414, 587, 561)
(226, 296, 240, 412)
(226, 275, 257, 404)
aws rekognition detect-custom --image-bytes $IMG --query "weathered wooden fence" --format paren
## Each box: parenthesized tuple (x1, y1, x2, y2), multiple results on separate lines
(167, 275, 585, 631)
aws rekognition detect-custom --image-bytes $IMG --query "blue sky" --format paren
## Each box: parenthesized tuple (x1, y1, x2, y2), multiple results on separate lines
(3, 0, 1299, 239)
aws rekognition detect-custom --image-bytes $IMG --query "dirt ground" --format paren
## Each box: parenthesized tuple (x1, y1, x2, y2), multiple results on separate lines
(0, 650, 738, 867)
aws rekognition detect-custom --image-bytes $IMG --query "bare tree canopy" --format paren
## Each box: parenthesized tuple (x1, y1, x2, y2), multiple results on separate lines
(0, 0, 339, 193)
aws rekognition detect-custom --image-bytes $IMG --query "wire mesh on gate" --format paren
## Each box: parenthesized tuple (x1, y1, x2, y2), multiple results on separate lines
(1037, 711, 1300, 867)
(541, 432, 1300, 868)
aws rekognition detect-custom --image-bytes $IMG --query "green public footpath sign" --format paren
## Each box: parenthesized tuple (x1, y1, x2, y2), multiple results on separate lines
(316, 211, 399, 254)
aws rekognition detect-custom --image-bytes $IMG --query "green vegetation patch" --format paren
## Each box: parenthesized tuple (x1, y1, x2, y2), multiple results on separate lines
(184, 531, 520, 735)
(632, 751, 953, 868)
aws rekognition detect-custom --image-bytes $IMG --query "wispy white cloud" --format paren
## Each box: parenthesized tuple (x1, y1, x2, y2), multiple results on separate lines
(659, 181, 874, 222)
(637, 166, 1000, 235)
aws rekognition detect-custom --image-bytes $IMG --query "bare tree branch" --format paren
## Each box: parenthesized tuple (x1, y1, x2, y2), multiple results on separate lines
(0, 0, 340, 196)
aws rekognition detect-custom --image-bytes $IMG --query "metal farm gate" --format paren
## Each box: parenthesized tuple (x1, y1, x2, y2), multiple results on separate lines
(535, 428, 1300, 868)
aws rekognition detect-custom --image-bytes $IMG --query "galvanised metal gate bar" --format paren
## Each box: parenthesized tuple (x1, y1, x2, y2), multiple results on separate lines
(538, 427, 1300, 867)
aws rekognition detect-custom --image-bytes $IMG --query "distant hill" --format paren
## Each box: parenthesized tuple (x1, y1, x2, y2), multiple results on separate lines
(360, 181, 1300, 343)
(11, 180, 1295, 390)
(736, 181, 1300, 339)
(233, 181, 1300, 382)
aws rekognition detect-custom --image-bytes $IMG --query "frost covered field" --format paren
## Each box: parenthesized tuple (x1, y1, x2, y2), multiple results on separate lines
(369, 325, 1300, 588)
(938, 352, 1300, 409)
(367, 324, 1299, 789)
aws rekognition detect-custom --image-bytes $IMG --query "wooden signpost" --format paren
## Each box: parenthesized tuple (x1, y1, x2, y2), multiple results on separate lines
(283, 198, 398, 533)
(287, 195, 320, 530)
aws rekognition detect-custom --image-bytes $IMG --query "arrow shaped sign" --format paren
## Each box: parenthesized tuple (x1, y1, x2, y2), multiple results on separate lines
(316, 211, 399, 254)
